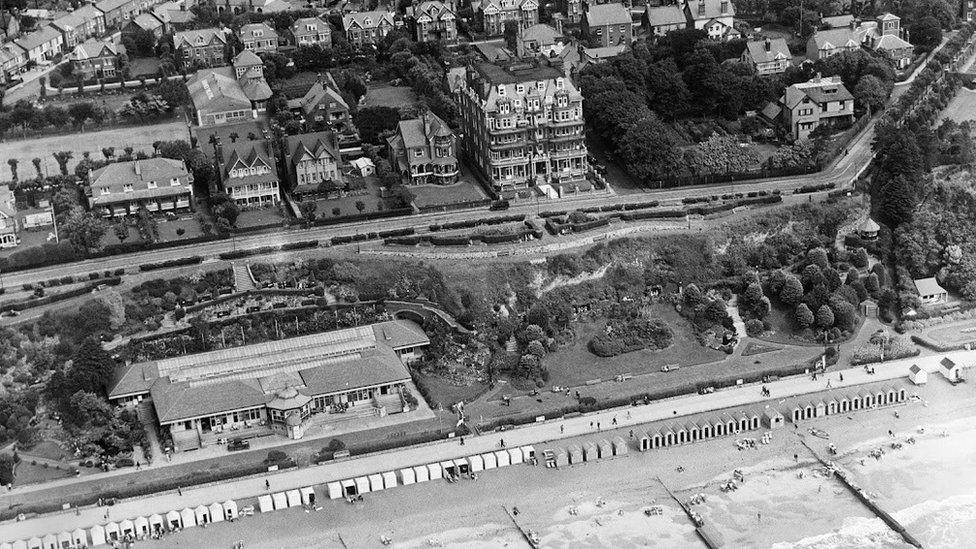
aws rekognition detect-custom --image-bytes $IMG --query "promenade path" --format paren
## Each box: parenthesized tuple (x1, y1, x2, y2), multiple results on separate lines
(4, 349, 972, 544)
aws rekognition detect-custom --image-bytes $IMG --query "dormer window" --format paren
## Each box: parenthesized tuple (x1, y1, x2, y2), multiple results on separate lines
(123, 184, 133, 193)
(306, 24, 315, 31)
(147, 180, 157, 189)
(170, 178, 180, 186)
(516, 84, 524, 94)
(364, 17, 372, 25)
(555, 77, 564, 89)
(100, 187, 110, 195)
(254, 30, 263, 37)
(497, 84, 506, 96)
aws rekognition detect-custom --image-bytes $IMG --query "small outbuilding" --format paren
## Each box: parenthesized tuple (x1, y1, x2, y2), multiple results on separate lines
(71, 529, 88, 547)
(598, 439, 613, 458)
(399, 467, 416, 485)
(612, 436, 628, 455)
(104, 522, 120, 541)
(762, 408, 784, 428)
(582, 440, 598, 461)
(414, 464, 431, 482)
(482, 452, 497, 469)
(507, 447, 523, 465)
(286, 488, 303, 506)
(258, 494, 275, 512)
(222, 500, 238, 521)
(134, 515, 151, 534)
(341, 479, 357, 497)
(194, 504, 211, 524)
(568, 444, 583, 464)
(426, 463, 443, 480)
(368, 473, 384, 492)
(208, 502, 225, 523)
(165, 510, 182, 530)
(554, 447, 569, 467)
(495, 450, 511, 467)
(914, 277, 948, 305)
(56, 532, 71, 548)
(180, 507, 197, 528)
(354, 476, 371, 494)
(467, 454, 484, 472)
(858, 217, 880, 240)
(382, 471, 398, 489)
(271, 492, 288, 509)
(941, 357, 961, 382)
(327, 481, 343, 499)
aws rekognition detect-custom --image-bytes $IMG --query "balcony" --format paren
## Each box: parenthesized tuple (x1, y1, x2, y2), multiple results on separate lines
(550, 148, 584, 159)
(490, 155, 529, 168)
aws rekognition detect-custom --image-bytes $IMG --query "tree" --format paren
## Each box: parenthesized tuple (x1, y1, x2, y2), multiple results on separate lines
(156, 79, 190, 108)
(68, 337, 115, 397)
(829, 297, 858, 331)
(764, 142, 813, 170)
(851, 247, 869, 269)
(795, 303, 814, 328)
(745, 318, 764, 337)
(352, 106, 400, 144)
(52, 151, 73, 176)
(68, 102, 97, 127)
(61, 208, 108, 252)
(806, 247, 830, 270)
(684, 134, 761, 175)
(865, 272, 881, 293)
(113, 220, 129, 244)
(7, 159, 17, 181)
(911, 16, 943, 51)
(503, 20, 519, 51)
(877, 174, 916, 228)
(66, 390, 114, 430)
(779, 275, 804, 305)
(815, 304, 834, 329)
(31, 157, 42, 179)
(617, 116, 684, 181)
(210, 193, 240, 226)
(853, 75, 888, 112)
(355, 200, 365, 213)
(332, 207, 341, 216)
(298, 200, 317, 227)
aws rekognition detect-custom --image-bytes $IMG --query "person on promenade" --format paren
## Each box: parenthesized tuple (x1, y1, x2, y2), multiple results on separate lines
(612, 417, 617, 426)
(560, 425, 564, 434)
(460, 437, 465, 446)
(265, 479, 270, 490)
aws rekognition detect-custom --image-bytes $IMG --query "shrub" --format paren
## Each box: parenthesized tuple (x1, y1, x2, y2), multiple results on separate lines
(745, 318, 764, 337)
(327, 438, 345, 452)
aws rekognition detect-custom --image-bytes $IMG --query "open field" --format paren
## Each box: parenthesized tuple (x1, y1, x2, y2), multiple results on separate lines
(362, 83, 419, 108)
(544, 305, 727, 388)
(942, 88, 976, 124)
(13, 461, 74, 486)
(0, 121, 189, 177)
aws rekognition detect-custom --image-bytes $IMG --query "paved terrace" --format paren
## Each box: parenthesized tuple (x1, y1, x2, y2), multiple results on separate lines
(3, 350, 972, 543)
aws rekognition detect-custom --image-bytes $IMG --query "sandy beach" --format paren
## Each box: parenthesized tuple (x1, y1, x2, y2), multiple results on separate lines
(125, 377, 975, 549)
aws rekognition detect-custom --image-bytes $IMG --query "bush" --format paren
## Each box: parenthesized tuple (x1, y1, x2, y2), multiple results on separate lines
(745, 318, 764, 336)
(264, 450, 289, 464)
(327, 438, 345, 451)
(139, 256, 203, 271)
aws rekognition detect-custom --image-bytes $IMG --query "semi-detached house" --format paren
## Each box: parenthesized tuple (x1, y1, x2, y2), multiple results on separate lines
(174, 27, 228, 67)
(342, 11, 394, 48)
(284, 131, 343, 197)
(88, 158, 194, 217)
(218, 139, 280, 205)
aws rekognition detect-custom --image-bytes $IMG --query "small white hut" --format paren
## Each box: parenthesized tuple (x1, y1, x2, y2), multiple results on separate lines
(909, 364, 927, 385)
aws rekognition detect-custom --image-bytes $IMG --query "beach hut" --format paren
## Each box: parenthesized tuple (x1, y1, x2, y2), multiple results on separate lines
(368, 473, 385, 492)
(180, 508, 197, 528)
(941, 358, 961, 382)
(467, 454, 484, 472)
(583, 440, 599, 461)
(827, 398, 839, 415)
(886, 387, 898, 404)
(598, 439, 613, 458)
(568, 444, 584, 464)
(286, 489, 303, 506)
(699, 419, 714, 439)
(495, 450, 511, 467)
(762, 408, 784, 429)
(790, 404, 802, 423)
(674, 424, 688, 444)
(194, 504, 211, 524)
(11, 543, 25, 549)
(507, 447, 524, 465)
(341, 479, 357, 497)
(650, 430, 663, 448)
(714, 419, 727, 437)
(521, 446, 536, 462)
(454, 458, 470, 475)
(638, 432, 651, 451)
(683, 422, 698, 442)
(663, 427, 676, 446)
(26, 539, 40, 549)
(71, 529, 87, 547)
(208, 503, 225, 523)
(1, 543, 12, 549)
(440, 460, 457, 478)
(354, 476, 371, 494)
(165, 510, 182, 530)
(382, 471, 398, 489)
(399, 467, 416, 485)
(612, 436, 628, 456)
(271, 492, 288, 509)
(897, 387, 907, 402)
(57, 533, 72, 549)
(863, 391, 876, 408)
(839, 395, 851, 412)
(426, 463, 443, 480)
(554, 447, 570, 467)
(482, 452, 497, 469)
(40, 535, 55, 549)
(134, 515, 150, 534)
(327, 482, 343, 499)
(119, 518, 135, 536)
(258, 494, 275, 512)
(104, 522, 121, 541)
(724, 414, 738, 434)
(414, 464, 431, 482)
(875, 389, 887, 406)
(814, 401, 826, 418)
(803, 403, 814, 420)
(301, 486, 316, 505)
(149, 513, 165, 533)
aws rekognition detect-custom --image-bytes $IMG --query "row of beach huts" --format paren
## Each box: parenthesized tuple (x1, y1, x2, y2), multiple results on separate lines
(4, 382, 913, 549)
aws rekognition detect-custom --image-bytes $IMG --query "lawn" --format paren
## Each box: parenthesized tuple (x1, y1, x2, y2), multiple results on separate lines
(99, 224, 143, 247)
(235, 206, 290, 229)
(543, 305, 726, 387)
(14, 461, 74, 486)
(158, 216, 205, 243)
(129, 57, 162, 78)
(313, 176, 402, 219)
(412, 180, 489, 210)
(942, 88, 976, 124)
(0, 228, 52, 259)
(415, 373, 489, 409)
(361, 83, 419, 109)
(921, 320, 976, 347)
(20, 440, 65, 461)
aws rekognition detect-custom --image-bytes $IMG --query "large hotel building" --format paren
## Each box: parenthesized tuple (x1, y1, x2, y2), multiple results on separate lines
(455, 63, 589, 198)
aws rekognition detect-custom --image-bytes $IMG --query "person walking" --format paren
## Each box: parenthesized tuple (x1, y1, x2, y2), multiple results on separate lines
(560, 425, 564, 434)
(460, 436, 465, 446)
(612, 417, 617, 426)
(265, 479, 270, 490)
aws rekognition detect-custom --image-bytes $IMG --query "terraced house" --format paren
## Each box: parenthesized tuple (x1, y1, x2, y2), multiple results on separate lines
(52, 6, 107, 49)
(408, 1, 457, 44)
(479, 0, 538, 37)
(582, 3, 632, 48)
(175, 27, 228, 67)
(87, 158, 194, 217)
(291, 17, 331, 47)
(14, 24, 64, 64)
(95, 0, 140, 28)
(218, 139, 280, 205)
(387, 111, 459, 185)
(456, 63, 589, 198)
(239, 22, 278, 53)
(342, 11, 394, 48)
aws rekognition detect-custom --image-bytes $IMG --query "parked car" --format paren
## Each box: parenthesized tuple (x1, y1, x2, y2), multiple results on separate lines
(227, 438, 250, 451)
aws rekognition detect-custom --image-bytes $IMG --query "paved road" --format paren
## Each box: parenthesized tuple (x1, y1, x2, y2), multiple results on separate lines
(5, 348, 962, 544)
(0, 119, 877, 290)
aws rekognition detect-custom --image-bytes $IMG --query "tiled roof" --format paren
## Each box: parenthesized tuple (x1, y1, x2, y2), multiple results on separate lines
(288, 75, 348, 115)
(72, 38, 121, 60)
(15, 24, 62, 52)
(745, 38, 791, 63)
(285, 130, 341, 167)
(95, 0, 134, 14)
(239, 22, 277, 40)
(872, 33, 911, 51)
(784, 76, 853, 108)
(413, 0, 455, 21)
(585, 3, 630, 26)
(232, 49, 262, 66)
(810, 27, 861, 50)
(89, 158, 190, 204)
(342, 10, 394, 30)
(52, 6, 103, 32)
(686, 0, 734, 21)
(822, 14, 854, 28)
(583, 45, 627, 59)
(521, 23, 561, 44)
(109, 361, 160, 398)
(644, 4, 685, 27)
(299, 347, 410, 396)
(129, 13, 163, 31)
(292, 16, 330, 36)
(221, 139, 277, 184)
(914, 277, 946, 296)
(174, 28, 227, 49)
(151, 377, 269, 423)
(187, 67, 252, 113)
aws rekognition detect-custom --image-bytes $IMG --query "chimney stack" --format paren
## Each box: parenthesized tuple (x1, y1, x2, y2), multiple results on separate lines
(765, 37, 771, 52)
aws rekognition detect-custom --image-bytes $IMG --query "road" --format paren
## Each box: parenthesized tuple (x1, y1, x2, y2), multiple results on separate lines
(0, 118, 878, 290)
(4, 347, 960, 544)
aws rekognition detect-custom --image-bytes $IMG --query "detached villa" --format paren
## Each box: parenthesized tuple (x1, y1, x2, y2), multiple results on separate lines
(387, 111, 459, 185)
(108, 320, 429, 450)
(87, 158, 194, 217)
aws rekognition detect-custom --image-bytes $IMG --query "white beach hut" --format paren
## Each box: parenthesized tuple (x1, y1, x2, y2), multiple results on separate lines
(399, 467, 416, 485)
(40, 535, 55, 549)
(286, 489, 302, 507)
(453, 458, 470, 475)
(482, 452, 497, 469)
(908, 364, 926, 384)
(439, 460, 457, 478)
(11, 541, 26, 549)
(381, 471, 398, 489)
(134, 515, 150, 534)
(612, 436, 628, 455)
(208, 502, 225, 523)
(495, 450, 511, 467)
(180, 508, 197, 528)
(507, 447, 523, 465)
(301, 486, 316, 505)
(327, 481, 343, 499)
(354, 476, 371, 494)
(521, 445, 536, 462)
(1, 542, 12, 549)
(165, 510, 182, 530)
(341, 479, 358, 497)
(104, 522, 121, 541)
(554, 447, 569, 467)
(582, 440, 598, 461)
(26, 539, 40, 549)
(567, 444, 583, 464)
(71, 529, 87, 547)
(426, 463, 442, 480)
(598, 439, 613, 458)
(258, 494, 274, 512)
(148, 513, 164, 533)
(467, 454, 484, 472)
(222, 500, 238, 520)
(194, 504, 210, 524)
(368, 473, 385, 492)
(414, 464, 430, 482)
(57, 532, 72, 548)
(119, 518, 135, 536)
(271, 492, 288, 509)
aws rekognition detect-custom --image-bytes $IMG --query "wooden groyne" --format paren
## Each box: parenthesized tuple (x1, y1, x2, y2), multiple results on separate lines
(656, 477, 721, 549)
(501, 505, 540, 548)
(800, 438, 923, 548)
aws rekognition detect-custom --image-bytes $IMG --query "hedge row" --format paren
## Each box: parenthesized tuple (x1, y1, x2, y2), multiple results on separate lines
(910, 334, 966, 353)
(311, 207, 412, 227)
(545, 217, 612, 235)
(139, 256, 203, 272)
(429, 214, 525, 232)
(386, 228, 542, 247)
(218, 240, 319, 260)
(795, 182, 836, 194)
(579, 201, 661, 214)
(1, 277, 121, 312)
